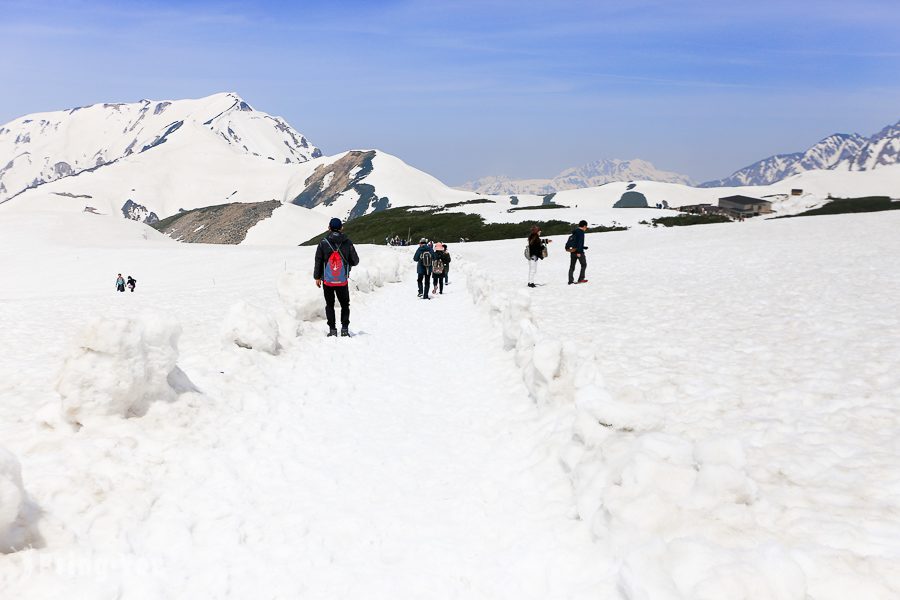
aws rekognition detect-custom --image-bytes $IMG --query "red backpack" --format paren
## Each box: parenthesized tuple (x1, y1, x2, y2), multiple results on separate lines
(322, 239, 348, 286)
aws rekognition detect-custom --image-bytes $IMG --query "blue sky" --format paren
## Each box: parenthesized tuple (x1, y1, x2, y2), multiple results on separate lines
(2, 0, 899, 183)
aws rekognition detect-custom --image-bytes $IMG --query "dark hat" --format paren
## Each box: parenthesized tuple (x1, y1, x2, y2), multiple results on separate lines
(329, 218, 343, 231)
(578, 219, 588, 227)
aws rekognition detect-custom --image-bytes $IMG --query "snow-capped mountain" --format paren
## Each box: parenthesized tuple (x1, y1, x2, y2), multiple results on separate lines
(701, 123, 899, 187)
(0, 92, 320, 203)
(458, 159, 692, 194)
(843, 121, 900, 171)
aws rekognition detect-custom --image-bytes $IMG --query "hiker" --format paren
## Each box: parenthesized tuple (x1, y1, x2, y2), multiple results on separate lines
(314, 218, 360, 337)
(432, 243, 450, 295)
(126, 276, 137, 292)
(413, 238, 434, 300)
(443, 243, 451, 284)
(565, 220, 589, 285)
(115, 273, 125, 292)
(526, 226, 551, 288)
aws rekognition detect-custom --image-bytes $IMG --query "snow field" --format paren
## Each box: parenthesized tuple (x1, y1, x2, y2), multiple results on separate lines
(457, 213, 900, 599)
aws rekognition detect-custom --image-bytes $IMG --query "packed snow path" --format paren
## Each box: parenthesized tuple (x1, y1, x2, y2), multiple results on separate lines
(1, 269, 613, 598)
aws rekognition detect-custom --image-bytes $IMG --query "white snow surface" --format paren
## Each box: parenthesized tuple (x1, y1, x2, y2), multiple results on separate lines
(0, 209, 899, 598)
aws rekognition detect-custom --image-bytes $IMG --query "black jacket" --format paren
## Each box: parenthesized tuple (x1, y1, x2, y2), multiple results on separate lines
(528, 234, 549, 259)
(314, 231, 360, 280)
(433, 250, 450, 272)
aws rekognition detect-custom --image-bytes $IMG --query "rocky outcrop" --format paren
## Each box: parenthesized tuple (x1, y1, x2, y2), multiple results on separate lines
(152, 200, 281, 244)
(291, 150, 390, 219)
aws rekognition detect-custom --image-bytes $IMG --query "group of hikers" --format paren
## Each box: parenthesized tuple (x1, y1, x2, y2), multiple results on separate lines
(527, 219, 589, 286)
(313, 217, 589, 337)
(386, 236, 410, 246)
(114, 273, 137, 292)
(412, 239, 451, 300)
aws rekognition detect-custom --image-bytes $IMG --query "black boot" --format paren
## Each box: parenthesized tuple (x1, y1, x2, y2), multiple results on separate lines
(340, 328, 350, 337)
(327, 328, 338, 337)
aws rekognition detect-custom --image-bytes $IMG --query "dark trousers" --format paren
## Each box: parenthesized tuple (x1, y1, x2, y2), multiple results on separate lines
(445, 266, 450, 283)
(568, 253, 587, 283)
(323, 285, 350, 329)
(432, 273, 445, 294)
(418, 269, 432, 298)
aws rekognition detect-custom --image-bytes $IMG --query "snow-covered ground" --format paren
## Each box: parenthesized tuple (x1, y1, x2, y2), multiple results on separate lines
(1, 209, 898, 598)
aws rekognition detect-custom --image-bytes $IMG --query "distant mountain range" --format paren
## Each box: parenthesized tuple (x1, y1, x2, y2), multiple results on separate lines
(457, 159, 693, 194)
(700, 122, 900, 187)
(0, 92, 897, 247)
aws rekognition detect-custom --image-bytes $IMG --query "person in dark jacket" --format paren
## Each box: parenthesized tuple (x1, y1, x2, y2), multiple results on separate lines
(567, 220, 588, 285)
(314, 218, 360, 337)
(432, 243, 450, 295)
(443, 244, 451, 284)
(126, 276, 136, 292)
(413, 238, 435, 299)
(526, 226, 551, 288)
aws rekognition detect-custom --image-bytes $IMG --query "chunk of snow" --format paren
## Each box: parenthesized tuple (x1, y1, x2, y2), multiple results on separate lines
(56, 315, 181, 424)
(222, 301, 280, 354)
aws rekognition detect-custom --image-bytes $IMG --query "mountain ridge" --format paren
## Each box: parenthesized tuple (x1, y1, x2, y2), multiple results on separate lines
(457, 158, 692, 194)
(700, 123, 899, 187)
(0, 92, 321, 204)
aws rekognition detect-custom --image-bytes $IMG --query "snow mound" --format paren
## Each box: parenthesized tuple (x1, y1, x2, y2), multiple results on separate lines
(56, 316, 182, 424)
(277, 272, 326, 323)
(223, 301, 280, 354)
(463, 261, 793, 599)
(348, 251, 404, 293)
(0, 447, 30, 552)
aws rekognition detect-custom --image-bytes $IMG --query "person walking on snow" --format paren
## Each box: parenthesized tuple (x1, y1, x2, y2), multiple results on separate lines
(566, 220, 589, 285)
(414, 238, 434, 299)
(443, 243, 451, 284)
(432, 243, 450, 295)
(526, 226, 551, 288)
(314, 218, 360, 337)
(115, 273, 125, 292)
(126, 276, 137, 292)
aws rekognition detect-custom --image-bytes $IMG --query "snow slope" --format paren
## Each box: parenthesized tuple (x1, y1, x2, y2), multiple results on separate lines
(1, 210, 898, 598)
(0, 93, 320, 204)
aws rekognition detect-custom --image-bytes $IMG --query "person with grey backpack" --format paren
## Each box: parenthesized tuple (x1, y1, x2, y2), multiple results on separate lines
(413, 238, 435, 300)
(432, 243, 450, 295)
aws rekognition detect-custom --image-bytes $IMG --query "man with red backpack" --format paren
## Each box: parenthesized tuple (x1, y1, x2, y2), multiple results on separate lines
(314, 218, 360, 337)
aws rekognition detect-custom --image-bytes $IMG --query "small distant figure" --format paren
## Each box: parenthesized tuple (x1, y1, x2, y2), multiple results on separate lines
(314, 218, 360, 337)
(432, 243, 450, 295)
(115, 273, 125, 292)
(565, 220, 589, 285)
(126, 276, 137, 292)
(526, 226, 551, 288)
(414, 238, 434, 300)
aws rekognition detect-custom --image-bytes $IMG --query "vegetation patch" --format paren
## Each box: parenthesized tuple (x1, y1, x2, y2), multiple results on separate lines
(508, 203, 569, 212)
(300, 206, 625, 245)
(650, 214, 732, 227)
(440, 198, 495, 209)
(778, 196, 900, 218)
